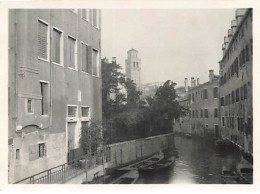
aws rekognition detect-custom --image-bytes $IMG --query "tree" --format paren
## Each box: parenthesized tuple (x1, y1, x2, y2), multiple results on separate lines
(101, 58, 126, 119)
(80, 121, 105, 183)
(146, 80, 185, 133)
(123, 78, 143, 109)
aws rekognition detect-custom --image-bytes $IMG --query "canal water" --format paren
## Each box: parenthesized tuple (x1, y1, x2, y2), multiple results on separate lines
(135, 134, 245, 184)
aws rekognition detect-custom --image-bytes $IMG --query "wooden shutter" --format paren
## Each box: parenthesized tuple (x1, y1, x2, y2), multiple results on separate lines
(38, 21, 48, 59)
(82, 9, 87, 20)
(68, 37, 75, 68)
(87, 45, 92, 73)
(81, 43, 87, 72)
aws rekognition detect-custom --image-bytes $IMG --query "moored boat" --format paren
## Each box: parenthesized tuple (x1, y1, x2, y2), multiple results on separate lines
(138, 156, 175, 174)
(236, 162, 253, 184)
(111, 170, 139, 184)
(221, 166, 241, 184)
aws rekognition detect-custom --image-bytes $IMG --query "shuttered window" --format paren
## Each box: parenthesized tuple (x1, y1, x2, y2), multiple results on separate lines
(68, 36, 76, 69)
(27, 99, 33, 113)
(52, 28, 62, 64)
(82, 9, 88, 20)
(38, 20, 48, 59)
(92, 49, 98, 76)
(81, 43, 89, 73)
(40, 82, 48, 115)
(204, 109, 208, 118)
(92, 9, 97, 27)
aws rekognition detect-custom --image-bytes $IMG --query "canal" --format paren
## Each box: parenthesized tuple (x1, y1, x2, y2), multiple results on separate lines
(135, 134, 245, 184)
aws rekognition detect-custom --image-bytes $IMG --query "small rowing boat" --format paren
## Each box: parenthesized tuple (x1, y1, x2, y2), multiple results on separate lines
(138, 156, 175, 174)
(111, 170, 139, 184)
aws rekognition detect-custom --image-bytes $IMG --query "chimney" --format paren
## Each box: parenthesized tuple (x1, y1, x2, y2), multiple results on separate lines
(191, 77, 194, 87)
(112, 57, 116, 63)
(104, 58, 109, 63)
(228, 29, 233, 42)
(224, 36, 229, 49)
(197, 78, 200, 86)
(209, 70, 214, 82)
(236, 9, 247, 25)
(184, 78, 188, 92)
(231, 20, 237, 34)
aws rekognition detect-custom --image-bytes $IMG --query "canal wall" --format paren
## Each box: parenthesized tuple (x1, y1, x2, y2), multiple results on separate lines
(106, 133, 174, 170)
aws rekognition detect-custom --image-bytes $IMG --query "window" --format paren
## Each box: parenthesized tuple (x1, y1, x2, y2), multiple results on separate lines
(205, 124, 208, 128)
(200, 109, 203, 118)
(192, 110, 195, 118)
(39, 143, 46, 158)
(240, 86, 244, 100)
(52, 28, 63, 65)
(68, 36, 77, 69)
(244, 84, 248, 99)
(237, 117, 240, 131)
(213, 87, 218, 98)
(247, 117, 252, 135)
(228, 94, 231, 104)
(81, 107, 90, 117)
(204, 109, 209, 118)
(232, 91, 235, 103)
(195, 110, 198, 118)
(16, 149, 20, 159)
(81, 9, 88, 21)
(92, 9, 99, 28)
(225, 95, 228, 106)
(92, 49, 99, 76)
(192, 93, 195, 102)
(67, 106, 78, 117)
(81, 43, 91, 73)
(246, 44, 250, 62)
(236, 88, 239, 102)
(214, 108, 218, 118)
(222, 117, 225, 127)
(40, 82, 48, 115)
(250, 39, 253, 55)
(204, 89, 208, 99)
(38, 20, 49, 60)
(220, 97, 224, 106)
(27, 99, 33, 113)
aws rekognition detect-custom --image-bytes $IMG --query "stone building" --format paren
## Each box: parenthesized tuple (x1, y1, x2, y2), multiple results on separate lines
(188, 71, 220, 138)
(174, 79, 190, 134)
(141, 82, 164, 99)
(219, 8, 253, 155)
(125, 48, 141, 91)
(8, 9, 101, 183)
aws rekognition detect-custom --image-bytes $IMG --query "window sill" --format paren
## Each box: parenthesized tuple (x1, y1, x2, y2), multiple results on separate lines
(38, 57, 49, 63)
(68, 67, 78, 71)
(92, 75, 100, 78)
(80, 117, 91, 121)
(82, 18, 89, 22)
(52, 62, 64, 67)
(81, 71, 90, 75)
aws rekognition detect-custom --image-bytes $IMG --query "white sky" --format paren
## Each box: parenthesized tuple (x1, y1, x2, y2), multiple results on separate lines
(101, 9, 236, 87)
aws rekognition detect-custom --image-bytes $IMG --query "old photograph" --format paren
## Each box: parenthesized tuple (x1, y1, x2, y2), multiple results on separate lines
(7, 8, 253, 185)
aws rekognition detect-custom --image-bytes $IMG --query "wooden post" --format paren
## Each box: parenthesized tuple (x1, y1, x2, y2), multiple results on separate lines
(85, 158, 88, 184)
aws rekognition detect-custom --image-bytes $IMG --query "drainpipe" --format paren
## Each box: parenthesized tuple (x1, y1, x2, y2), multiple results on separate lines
(49, 10, 53, 127)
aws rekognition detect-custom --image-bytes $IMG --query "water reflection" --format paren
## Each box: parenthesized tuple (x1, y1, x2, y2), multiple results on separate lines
(136, 134, 248, 184)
